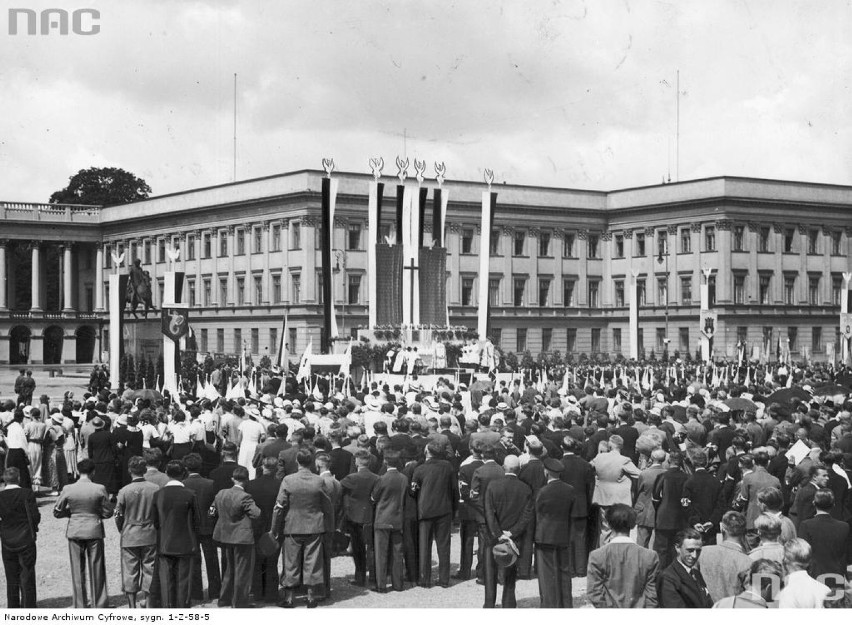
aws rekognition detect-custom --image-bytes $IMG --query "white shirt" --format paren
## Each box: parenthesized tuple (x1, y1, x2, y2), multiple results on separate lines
(777, 570, 830, 608)
(6, 422, 27, 449)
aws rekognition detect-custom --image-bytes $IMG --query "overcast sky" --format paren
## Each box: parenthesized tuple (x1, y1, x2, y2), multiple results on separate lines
(1, 0, 851, 202)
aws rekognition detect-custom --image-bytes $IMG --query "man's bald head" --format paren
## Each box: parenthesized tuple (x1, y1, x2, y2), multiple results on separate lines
(650, 449, 667, 464)
(503, 455, 520, 475)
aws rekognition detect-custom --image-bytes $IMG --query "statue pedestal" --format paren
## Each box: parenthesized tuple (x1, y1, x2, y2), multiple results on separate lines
(124, 317, 162, 364)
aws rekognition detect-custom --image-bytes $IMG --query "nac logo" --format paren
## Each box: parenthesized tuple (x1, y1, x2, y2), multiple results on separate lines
(8, 8, 100, 35)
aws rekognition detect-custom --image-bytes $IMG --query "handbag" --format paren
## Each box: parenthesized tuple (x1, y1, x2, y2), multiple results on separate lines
(256, 531, 281, 558)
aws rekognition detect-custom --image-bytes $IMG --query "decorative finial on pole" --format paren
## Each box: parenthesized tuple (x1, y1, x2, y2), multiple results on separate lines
(395, 156, 409, 183)
(111, 250, 125, 274)
(369, 157, 384, 181)
(166, 247, 180, 270)
(484, 168, 494, 188)
(702, 267, 714, 283)
(414, 159, 426, 185)
(434, 162, 446, 186)
(322, 158, 335, 178)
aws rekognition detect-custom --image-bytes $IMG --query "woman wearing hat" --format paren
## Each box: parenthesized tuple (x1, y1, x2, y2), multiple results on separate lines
(237, 406, 266, 477)
(43, 410, 69, 495)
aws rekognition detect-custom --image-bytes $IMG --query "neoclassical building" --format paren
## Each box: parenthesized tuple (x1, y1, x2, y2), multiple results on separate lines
(1, 170, 851, 365)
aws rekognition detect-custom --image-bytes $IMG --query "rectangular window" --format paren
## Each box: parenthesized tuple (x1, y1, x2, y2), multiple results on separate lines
(680, 228, 691, 253)
(613, 328, 622, 353)
(158, 239, 166, 263)
(679, 327, 690, 353)
(491, 328, 502, 347)
(236, 276, 245, 306)
(251, 328, 259, 354)
(808, 230, 818, 254)
(759, 275, 771, 304)
(733, 274, 745, 304)
(203, 233, 212, 258)
(539, 278, 551, 307)
(833, 276, 843, 306)
(253, 227, 262, 254)
(588, 235, 599, 259)
(542, 328, 553, 353)
(788, 327, 798, 352)
(291, 222, 301, 250)
(513, 277, 526, 307)
(591, 328, 601, 353)
(203, 278, 211, 306)
(637, 328, 644, 355)
(614, 234, 624, 258)
(348, 274, 361, 305)
(808, 276, 819, 305)
(270, 328, 278, 354)
(657, 277, 668, 305)
(737, 326, 748, 346)
(563, 279, 575, 307)
(219, 232, 228, 257)
(461, 228, 474, 254)
(784, 275, 796, 305)
(563, 233, 575, 258)
(708, 275, 717, 306)
(200, 328, 208, 353)
(157, 278, 164, 306)
(831, 231, 841, 255)
(657, 231, 668, 257)
(187, 279, 196, 307)
(813, 327, 822, 353)
(489, 230, 500, 255)
(784, 228, 795, 253)
(637, 278, 646, 306)
(614, 280, 625, 307)
(489, 278, 501, 307)
(588, 280, 599, 307)
(235, 328, 242, 353)
(217, 329, 224, 353)
(236, 230, 245, 256)
(705, 226, 716, 252)
(516, 328, 527, 353)
(656, 328, 666, 351)
(317, 272, 323, 304)
(143, 240, 151, 264)
(461, 277, 475, 306)
(539, 231, 551, 256)
(680, 276, 692, 305)
(567, 328, 577, 353)
(292, 273, 301, 304)
(636, 232, 646, 256)
(254, 275, 263, 304)
(289, 328, 297, 354)
(733, 225, 745, 251)
(347, 224, 362, 251)
(271, 224, 281, 251)
(759, 227, 770, 252)
(187, 235, 196, 260)
(513, 231, 525, 256)
(272, 274, 281, 304)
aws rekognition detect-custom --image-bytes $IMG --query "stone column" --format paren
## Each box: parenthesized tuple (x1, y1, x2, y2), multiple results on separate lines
(63, 244, 75, 312)
(31, 244, 42, 312)
(95, 244, 105, 311)
(0, 239, 7, 311)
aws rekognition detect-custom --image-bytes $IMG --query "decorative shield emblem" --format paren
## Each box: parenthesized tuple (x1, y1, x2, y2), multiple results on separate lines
(841, 313, 852, 340)
(701, 311, 717, 339)
(162, 306, 189, 342)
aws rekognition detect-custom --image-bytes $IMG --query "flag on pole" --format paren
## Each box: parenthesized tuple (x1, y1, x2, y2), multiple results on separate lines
(339, 339, 353, 381)
(276, 314, 290, 370)
(296, 339, 313, 382)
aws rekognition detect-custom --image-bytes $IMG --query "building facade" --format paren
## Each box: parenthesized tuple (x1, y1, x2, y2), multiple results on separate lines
(1, 170, 851, 365)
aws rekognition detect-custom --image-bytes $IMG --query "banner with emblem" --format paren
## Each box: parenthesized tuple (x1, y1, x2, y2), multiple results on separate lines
(161, 306, 190, 342)
(841, 313, 852, 339)
(700, 310, 717, 339)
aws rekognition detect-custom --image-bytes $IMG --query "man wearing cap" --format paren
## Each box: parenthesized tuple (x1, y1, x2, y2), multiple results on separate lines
(534, 457, 575, 607)
(482, 455, 533, 608)
(87, 416, 117, 497)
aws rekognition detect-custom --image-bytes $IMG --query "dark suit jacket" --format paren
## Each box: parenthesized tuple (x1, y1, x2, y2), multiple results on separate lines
(683, 469, 723, 531)
(458, 459, 484, 522)
(209, 461, 245, 494)
(799, 513, 849, 580)
(340, 468, 379, 525)
(329, 447, 356, 481)
(614, 425, 639, 463)
(485, 474, 533, 541)
(371, 468, 409, 530)
(412, 459, 457, 519)
(708, 426, 735, 460)
(87, 429, 115, 464)
(657, 561, 714, 608)
(584, 429, 609, 461)
(534, 480, 574, 546)
(152, 484, 199, 556)
(246, 473, 283, 533)
(791, 482, 817, 530)
(559, 453, 594, 518)
(653, 468, 689, 530)
(470, 460, 505, 524)
(518, 458, 547, 497)
(0, 486, 40, 551)
(183, 473, 217, 535)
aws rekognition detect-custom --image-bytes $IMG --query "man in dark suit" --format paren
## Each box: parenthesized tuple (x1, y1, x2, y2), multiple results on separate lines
(652, 452, 690, 568)
(456, 440, 484, 580)
(517, 438, 546, 579)
(682, 450, 723, 546)
(53, 458, 115, 608)
(182, 453, 221, 602)
(212, 465, 261, 608)
(657, 528, 714, 608)
(534, 458, 575, 607)
(341, 449, 380, 587)
(245, 456, 283, 603)
(411, 441, 458, 587)
(634, 449, 666, 548)
(583, 414, 610, 461)
(587, 504, 659, 608)
(559, 436, 595, 576)
(483, 455, 533, 608)
(614, 410, 640, 464)
(470, 442, 505, 584)
(0, 467, 40, 608)
(209, 442, 244, 494)
(791, 464, 829, 530)
(799, 489, 849, 593)
(87, 417, 117, 496)
(371, 450, 409, 592)
(152, 460, 200, 608)
(329, 430, 356, 481)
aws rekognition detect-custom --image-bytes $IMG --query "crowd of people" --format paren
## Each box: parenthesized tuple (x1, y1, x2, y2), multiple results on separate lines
(2, 359, 852, 609)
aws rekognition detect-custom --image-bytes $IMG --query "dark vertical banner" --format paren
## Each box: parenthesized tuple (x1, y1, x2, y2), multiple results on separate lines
(117, 274, 130, 362)
(418, 187, 428, 249)
(418, 247, 447, 325)
(376, 245, 404, 325)
(173, 272, 185, 304)
(376, 182, 385, 238)
(432, 188, 443, 246)
(321, 178, 333, 353)
(395, 185, 404, 245)
(486, 192, 497, 340)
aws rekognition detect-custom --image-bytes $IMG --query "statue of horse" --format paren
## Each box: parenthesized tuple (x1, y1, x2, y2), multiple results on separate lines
(126, 271, 154, 319)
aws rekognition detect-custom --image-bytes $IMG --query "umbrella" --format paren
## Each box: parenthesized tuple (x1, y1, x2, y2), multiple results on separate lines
(724, 397, 758, 412)
(131, 388, 162, 402)
(765, 387, 810, 405)
(813, 384, 852, 397)
(836, 373, 852, 388)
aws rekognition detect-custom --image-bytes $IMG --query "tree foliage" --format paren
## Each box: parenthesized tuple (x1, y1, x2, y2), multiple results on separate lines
(49, 166, 151, 206)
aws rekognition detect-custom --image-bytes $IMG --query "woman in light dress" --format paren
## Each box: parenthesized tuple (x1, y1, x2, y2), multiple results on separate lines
(237, 407, 266, 477)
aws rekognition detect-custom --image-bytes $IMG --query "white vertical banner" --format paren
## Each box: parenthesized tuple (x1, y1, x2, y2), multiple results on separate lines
(367, 181, 379, 329)
(163, 271, 179, 397)
(329, 178, 340, 339)
(629, 271, 639, 360)
(477, 191, 492, 339)
(401, 185, 417, 325)
(109, 273, 121, 390)
(842, 273, 852, 363)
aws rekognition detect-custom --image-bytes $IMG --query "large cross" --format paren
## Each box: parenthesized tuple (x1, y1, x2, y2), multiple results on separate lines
(404, 257, 418, 324)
